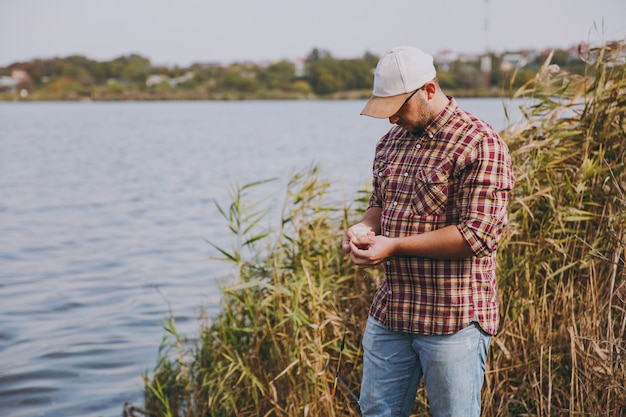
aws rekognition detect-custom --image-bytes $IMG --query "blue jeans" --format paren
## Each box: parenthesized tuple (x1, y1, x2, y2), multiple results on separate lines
(359, 316, 491, 417)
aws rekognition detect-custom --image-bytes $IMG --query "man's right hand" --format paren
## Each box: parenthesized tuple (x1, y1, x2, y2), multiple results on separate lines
(343, 224, 374, 253)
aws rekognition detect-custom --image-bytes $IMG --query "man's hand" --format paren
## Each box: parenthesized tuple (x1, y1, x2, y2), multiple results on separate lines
(349, 235, 393, 267)
(342, 224, 374, 253)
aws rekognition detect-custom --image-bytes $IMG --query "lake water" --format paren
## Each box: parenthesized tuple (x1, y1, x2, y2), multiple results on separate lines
(0, 98, 522, 417)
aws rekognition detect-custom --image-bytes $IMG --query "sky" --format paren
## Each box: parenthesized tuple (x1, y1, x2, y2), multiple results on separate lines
(1, 0, 625, 67)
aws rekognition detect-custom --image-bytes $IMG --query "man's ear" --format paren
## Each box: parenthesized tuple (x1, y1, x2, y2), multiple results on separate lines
(423, 81, 437, 99)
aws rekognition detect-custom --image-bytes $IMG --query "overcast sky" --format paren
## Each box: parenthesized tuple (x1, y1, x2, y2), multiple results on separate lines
(1, 0, 625, 67)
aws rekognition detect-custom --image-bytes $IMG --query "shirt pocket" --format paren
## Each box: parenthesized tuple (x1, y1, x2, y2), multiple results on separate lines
(411, 159, 452, 215)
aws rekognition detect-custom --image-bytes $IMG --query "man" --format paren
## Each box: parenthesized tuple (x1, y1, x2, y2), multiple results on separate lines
(342, 46, 514, 417)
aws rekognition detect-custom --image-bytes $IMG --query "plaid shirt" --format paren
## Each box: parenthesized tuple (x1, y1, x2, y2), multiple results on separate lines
(367, 98, 514, 335)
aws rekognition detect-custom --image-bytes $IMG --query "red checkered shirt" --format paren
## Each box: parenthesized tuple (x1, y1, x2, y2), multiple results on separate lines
(367, 98, 514, 335)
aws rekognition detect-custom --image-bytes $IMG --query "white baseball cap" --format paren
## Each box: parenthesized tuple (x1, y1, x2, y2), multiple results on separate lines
(361, 46, 436, 118)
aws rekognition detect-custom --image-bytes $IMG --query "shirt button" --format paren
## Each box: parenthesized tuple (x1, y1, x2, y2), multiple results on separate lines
(393, 201, 398, 206)
(429, 133, 434, 138)
(387, 290, 392, 295)
(386, 261, 390, 265)
(403, 172, 408, 177)
(416, 144, 421, 149)
(378, 172, 383, 176)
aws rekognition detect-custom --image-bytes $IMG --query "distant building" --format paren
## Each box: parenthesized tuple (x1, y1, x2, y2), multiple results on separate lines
(0, 75, 18, 91)
(146, 74, 169, 87)
(500, 53, 528, 72)
(146, 72, 195, 87)
(435, 50, 488, 71)
(0, 69, 33, 92)
(294, 57, 306, 77)
(169, 71, 194, 86)
(435, 50, 460, 72)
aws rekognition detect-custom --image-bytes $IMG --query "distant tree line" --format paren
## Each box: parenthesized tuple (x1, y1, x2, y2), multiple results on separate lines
(0, 46, 591, 101)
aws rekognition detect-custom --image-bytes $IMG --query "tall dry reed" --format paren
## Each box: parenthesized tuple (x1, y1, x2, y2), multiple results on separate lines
(486, 42, 625, 416)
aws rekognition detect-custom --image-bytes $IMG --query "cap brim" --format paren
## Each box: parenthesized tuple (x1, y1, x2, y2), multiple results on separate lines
(360, 92, 412, 118)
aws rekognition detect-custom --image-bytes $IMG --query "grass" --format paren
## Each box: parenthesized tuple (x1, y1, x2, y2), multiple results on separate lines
(143, 42, 625, 416)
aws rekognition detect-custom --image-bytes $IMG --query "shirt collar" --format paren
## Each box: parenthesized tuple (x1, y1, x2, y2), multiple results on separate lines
(422, 96, 458, 140)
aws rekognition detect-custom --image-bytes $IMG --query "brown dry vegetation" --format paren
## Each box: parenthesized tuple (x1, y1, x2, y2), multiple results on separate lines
(485, 44, 626, 416)
(143, 42, 625, 416)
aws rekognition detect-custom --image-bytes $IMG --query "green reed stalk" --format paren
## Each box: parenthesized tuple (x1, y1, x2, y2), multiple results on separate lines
(144, 165, 380, 416)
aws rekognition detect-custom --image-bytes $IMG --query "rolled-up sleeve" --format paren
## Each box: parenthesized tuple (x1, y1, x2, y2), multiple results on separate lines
(457, 133, 514, 258)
